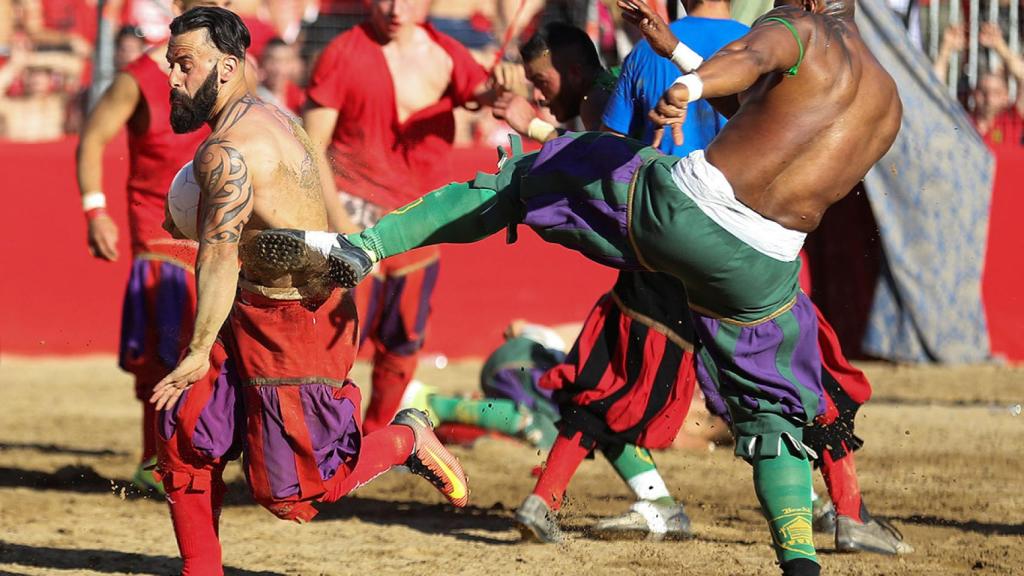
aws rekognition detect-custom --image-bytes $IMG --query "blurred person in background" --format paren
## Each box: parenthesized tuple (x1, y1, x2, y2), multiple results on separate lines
(17, 0, 96, 58)
(0, 46, 84, 140)
(72, 0, 229, 494)
(935, 22, 1024, 148)
(303, 0, 498, 433)
(115, 24, 147, 69)
(256, 37, 305, 115)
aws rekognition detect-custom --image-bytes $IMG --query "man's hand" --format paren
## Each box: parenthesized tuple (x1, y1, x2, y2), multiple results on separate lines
(492, 61, 530, 99)
(979, 22, 1007, 51)
(942, 25, 967, 52)
(150, 349, 211, 411)
(649, 84, 689, 148)
(87, 215, 120, 261)
(617, 0, 676, 57)
(492, 92, 538, 136)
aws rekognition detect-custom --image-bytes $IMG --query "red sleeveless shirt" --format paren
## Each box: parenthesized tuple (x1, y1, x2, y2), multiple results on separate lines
(122, 54, 209, 258)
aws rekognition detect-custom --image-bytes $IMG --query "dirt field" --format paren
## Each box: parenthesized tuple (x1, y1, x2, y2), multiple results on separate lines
(0, 356, 1021, 576)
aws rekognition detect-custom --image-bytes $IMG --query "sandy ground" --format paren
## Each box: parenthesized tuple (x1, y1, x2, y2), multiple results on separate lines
(0, 356, 1022, 576)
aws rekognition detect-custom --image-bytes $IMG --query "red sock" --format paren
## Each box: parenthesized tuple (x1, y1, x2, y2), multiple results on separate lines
(322, 425, 415, 502)
(363, 352, 419, 432)
(142, 401, 158, 462)
(532, 432, 589, 511)
(166, 474, 226, 576)
(821, 448, 864, 522)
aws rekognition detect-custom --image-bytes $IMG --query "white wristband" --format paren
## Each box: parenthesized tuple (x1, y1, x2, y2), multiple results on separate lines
(82, 191, 107, 211)
(669, 42, 703, 73)
(672, 73, 704, 102)
(526, 117, 557, 142)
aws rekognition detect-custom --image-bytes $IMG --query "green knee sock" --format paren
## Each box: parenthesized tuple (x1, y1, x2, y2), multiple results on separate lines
(427, 395, 525, 436)
(604, 444, 675, 506)
(348, 179, 524, 262)
(752, 447, 819, 567)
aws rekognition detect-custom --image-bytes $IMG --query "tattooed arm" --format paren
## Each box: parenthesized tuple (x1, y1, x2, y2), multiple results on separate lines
(151, 140, 253, 410)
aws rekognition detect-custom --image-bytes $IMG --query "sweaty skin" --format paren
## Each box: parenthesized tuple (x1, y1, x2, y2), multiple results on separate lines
(647, 0, 902, 232)
(152, 27, 330, 409)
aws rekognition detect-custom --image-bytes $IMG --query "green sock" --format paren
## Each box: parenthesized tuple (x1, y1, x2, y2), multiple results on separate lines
(752, 445, 819, 567)
(604, 444, 675, 506)
(348, 179, 524, 262)
(427, 395, 525, 436)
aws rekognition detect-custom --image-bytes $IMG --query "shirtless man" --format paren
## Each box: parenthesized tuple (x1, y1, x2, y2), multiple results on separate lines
(255, 0, 901, 572)
(151, 8, 468, 573)
(301, 0, 494, 434)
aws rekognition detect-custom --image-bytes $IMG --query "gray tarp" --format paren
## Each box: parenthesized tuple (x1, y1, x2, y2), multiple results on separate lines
(857, 0, 994, 362)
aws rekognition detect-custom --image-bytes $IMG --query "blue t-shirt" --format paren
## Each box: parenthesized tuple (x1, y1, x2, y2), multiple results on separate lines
(602, 16, 749, 156)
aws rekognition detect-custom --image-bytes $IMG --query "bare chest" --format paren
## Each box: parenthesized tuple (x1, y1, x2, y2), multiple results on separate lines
(382, 40, 454, 123)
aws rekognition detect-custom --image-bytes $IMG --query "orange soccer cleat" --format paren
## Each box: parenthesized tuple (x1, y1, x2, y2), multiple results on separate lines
(392, 408, 470, 507)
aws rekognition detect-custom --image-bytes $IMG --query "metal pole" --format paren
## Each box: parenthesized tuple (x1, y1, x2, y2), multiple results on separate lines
(930, 0, 941, 58)
(949, 0, 961, 97)
(87, 0, 115, 110)
(1011, 0, 1020, 99)
(968, 0, 979, 89)
(987, 0, 1000, 73)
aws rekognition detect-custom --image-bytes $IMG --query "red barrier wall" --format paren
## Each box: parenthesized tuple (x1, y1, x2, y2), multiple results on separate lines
(0, 137, 1019, 361)
(982, 146, 1024, 362)
(0, 136, 613, 359)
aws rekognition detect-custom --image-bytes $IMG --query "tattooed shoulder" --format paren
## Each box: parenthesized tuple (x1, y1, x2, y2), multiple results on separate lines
(194, 139, 254, 244)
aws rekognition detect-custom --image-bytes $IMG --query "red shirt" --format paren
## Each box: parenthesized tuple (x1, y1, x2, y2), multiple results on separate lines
(307, 22, 488, 209)
(980, 109, 1024, 150)
(240, 15, 278, 59)
(123, 54, 209, 256)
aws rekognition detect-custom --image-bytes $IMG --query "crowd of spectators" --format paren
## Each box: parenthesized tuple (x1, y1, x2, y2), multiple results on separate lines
(1, 0, 1022, 145)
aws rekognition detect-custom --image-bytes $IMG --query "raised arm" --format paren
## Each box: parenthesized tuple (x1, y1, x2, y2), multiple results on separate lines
(76, 72, 142, 261)
(151, 139, 253, 410)
(649, 15, 809, 147)
(303, 104, 359, 233)
(980, 22, 1024, 113)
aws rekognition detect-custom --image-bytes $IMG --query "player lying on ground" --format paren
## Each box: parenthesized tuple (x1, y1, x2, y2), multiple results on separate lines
(252, 0, 902, 571)
(149, 9, 468, 575)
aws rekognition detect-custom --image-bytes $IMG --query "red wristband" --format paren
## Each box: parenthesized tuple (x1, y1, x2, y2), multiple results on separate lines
(85, 207, 109, 221)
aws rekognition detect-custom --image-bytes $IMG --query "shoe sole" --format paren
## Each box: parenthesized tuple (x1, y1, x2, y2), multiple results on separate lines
(254, 231, 362, 288)
(589, 526, 692, 542)
(515, 516, 562, 544)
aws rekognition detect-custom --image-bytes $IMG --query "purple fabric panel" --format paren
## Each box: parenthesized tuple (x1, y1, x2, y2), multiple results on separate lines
(412, 261, 440, 340)
(358, 277, 385, 348)
(484, 368, 537, 406)
(695, 351, 730, 422)
(521, 196, 628, 237)
(255, 386, 302, 500)
(732, 319, 803, 414)
(790, 293, 826, 416)
(118, 258, 151, 368)
(374, 275, 414, 355)
(158, 359, 239, 463)
(154, 262, 187, 368)
(190, 360, 240, 460)
(299, 385, 361, 482)
(530, 134, 645, 184)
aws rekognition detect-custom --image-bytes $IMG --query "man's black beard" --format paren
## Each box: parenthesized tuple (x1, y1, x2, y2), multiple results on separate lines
(170, 68, 219, 134)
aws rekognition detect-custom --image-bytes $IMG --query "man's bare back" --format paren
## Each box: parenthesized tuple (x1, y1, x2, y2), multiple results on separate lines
(650, 1, 902, 232)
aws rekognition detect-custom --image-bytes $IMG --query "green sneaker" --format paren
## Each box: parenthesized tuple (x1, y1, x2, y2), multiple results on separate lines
(131, 456, 165, 495)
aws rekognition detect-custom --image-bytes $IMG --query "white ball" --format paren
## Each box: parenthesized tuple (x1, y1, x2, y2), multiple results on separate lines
(167, 161, 201, 242)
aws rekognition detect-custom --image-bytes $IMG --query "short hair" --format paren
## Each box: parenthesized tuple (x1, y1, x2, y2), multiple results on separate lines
(521, 22, 601, 71)
(170, 6, 251, 60)
(116, 25, 145, 43)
